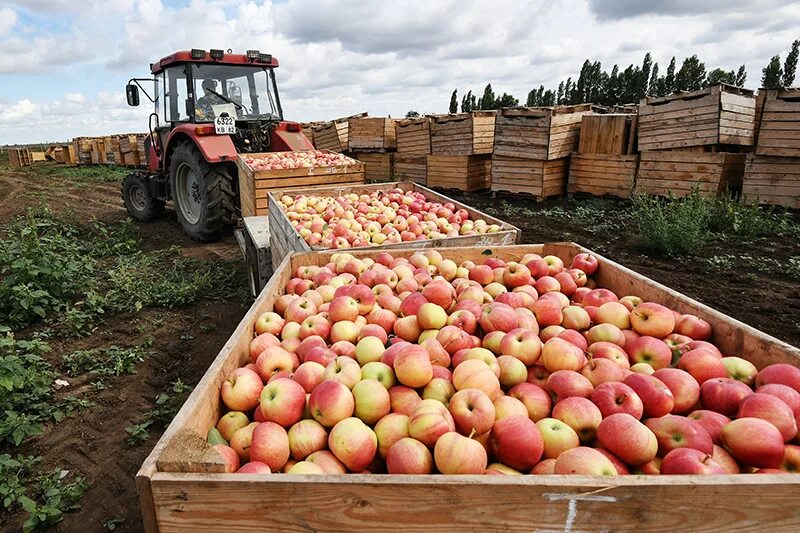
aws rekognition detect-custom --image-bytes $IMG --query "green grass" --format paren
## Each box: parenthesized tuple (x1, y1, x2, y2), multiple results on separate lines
(62, 345, 151, 378)
(22, 164, 129, 183)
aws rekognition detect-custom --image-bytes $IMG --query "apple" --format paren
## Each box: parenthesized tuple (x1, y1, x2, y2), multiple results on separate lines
(221, 367, 263, 412)
(536, 417, 580, 459)
(449, 389, 496, 436)
(453, 359, 502, 400)
(582, 288, 618, 307)
(721, 418, 785, 469)
(678, 349, 727, 385)
(561, 305, 591, 331)
(581, 357, 625, 386)
(328, 296, 360, 322)
(250, 421, 290, 472)
(509, 382, 552, 422)
(737, 393, 797, 442)
(503, 262, 532, 287)
(259, 378, 306, 428)
(360, 361, 396, 390)
(675, 314, 712, 340)
(479, 302, 520, 333)
(645, 414, 714, 457)
(591, 382, 644, 419)
(586, 323, 626, 347)
(587, 341, 631, 369)
(595, 301, 631, 330)
(485, 463, 522, 475)
(700, 377, 753, 416)
(660, 447, 727, 475)
(570, 253, 598, 275)
(389, 386, 422, 416)
(408, 399, 456, 447)
(422, 377, 456, 404)
(422, 279, 456, 309)
(652, 368, 700, 415)
(352, 379, 391, 425)
(720, 356, 758, 386)
(757, 384, 800, 417)
(308, 381, 355, 427)
(541, 338, 585, 373)
(552, 396, 603, 443)
(374, 412, 410, 458)
(328, 417, 377, 472)
(434, 431, 488, 474)
(213, 444, 241, 473)
(531, 458, 557, 475)
(422, 338, 451, 367)
(532, 297, 563, 327)
(497, 355, 528, 388)
(286, 461, 325, 474)
(555, 447, 618, 476)
(629, 302, 675, 338)
(386, 437, 434, 474)
(322, 357, 362, 389)
(546, 370, 594, 402)
(236, 461, 271, 474)
(417, 302, 448, 331)
(626, 336, 672, 370)
(287, 419, 328, 460)
(394, 344, 433, 388)
(755, 364, 800, 394)
(687, 410, 731, 445)
(393, 315, 422, 342)
(216, 411, 250, 442)
(229, 422, 259, 462)
(490, 415, 544, 470)
(494, 395, 530, 421)
(597, 413, 658, 466)
(249, 332, 280, 362)
(499, 328, 542, 366)
(299, 315, 331, 340)
(623, 373, 675, 418)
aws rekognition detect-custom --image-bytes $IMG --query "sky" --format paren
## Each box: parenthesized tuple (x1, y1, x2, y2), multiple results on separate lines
(0, 0, 798, 144)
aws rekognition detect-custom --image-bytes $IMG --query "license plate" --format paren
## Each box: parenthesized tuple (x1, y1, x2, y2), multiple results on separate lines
(214, 116, 236, 135)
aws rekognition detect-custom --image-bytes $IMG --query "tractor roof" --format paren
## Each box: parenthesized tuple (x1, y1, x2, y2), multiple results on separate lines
(151, 50, 279, 74)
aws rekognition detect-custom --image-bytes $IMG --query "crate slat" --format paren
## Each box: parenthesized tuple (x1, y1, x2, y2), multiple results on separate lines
(348, 117, 398, 150)
(635, 151, 746, 197)
(490, 155, 568, 199)
(568, 153, 638, 198)
(431, 112, 496, 155)
(742, 154, 800, 209)
(494, 105, 593, 160)
(756, 89, 800, 157)
(426, 154, 491, 192)
(353, 152, 395, 182)
(396, 117, 432, 155)
(393, 155, 427, 185)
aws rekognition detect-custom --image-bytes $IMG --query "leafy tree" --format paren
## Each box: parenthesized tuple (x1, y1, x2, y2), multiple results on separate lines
(735, 65, 747, 87)
(706, 68, 736, 86)
(478, 84, 496, 110)
(405, 110, 420, 118)
(556, 81, 564, 104)
(639, 53, 652, 101)
(496, 92, 519, 108)
(563, 77, 573, 104)
(460, 90, 473, 112)
(783, 40, 799, 87)
(762, 55, 783, 89)
(675, 55, 706, 91)
(470, 93, 477, 111)
(542, 89, 556, 106)
(448, 90, 458, 113)
(664, 56, 677, 94)
(526, 86, 544, 106)
(648, 63, 660, 96)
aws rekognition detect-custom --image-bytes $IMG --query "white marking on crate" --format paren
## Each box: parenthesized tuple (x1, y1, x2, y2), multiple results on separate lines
(534, 492, 616, 533)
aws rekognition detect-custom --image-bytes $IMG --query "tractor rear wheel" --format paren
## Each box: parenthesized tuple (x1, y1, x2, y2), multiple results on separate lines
(169, 142, 235, 242)
(122, 172, 165, 222)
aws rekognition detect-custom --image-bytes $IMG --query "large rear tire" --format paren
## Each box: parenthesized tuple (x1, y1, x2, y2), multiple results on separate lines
(169, 142, 235, 242)
(122, 172, 165, 222)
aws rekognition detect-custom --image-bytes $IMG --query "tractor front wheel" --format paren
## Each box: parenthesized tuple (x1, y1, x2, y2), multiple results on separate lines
(122, 172, 165, 222)
(169, 142, 235, 242)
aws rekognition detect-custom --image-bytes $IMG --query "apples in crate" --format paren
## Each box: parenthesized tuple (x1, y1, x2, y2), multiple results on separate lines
(243, 150, 357, 171)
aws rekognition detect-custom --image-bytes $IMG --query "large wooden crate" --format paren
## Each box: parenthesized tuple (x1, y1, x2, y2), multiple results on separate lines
(638, 84, 756, 151)
(742, 154, 800, 209)
(494, 105, 593, 160)
(267, 181, 519, 270)
(313, 113, 367, 152)
(755, 88, 800, 157)
(578, 114, 637, 155)
(353, 151, 394, 182)
(8, 147, 32, 167)
(136, 242, 800, 533)
(426, 154, 491, 192)
(430, 111, 495, 155)
(568, 153, 638, 198)
(490, 155, 569, 199)
(393, 155, 427, 185)
(635, 151, 746, 197)
(395, 117, 432, 155)
(236, 151, 365, 217)
(348, 117, 397, 151)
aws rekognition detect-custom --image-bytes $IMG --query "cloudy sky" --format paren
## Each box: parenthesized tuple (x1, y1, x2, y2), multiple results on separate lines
(1, 0, 798, 144)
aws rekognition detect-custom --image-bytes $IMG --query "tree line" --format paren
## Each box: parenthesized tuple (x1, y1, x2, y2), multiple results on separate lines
(446, 40, 799, 113)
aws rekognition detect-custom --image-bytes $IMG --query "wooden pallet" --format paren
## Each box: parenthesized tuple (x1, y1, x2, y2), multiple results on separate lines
(755, 88, 800, 157)
(393, 155, 427, 184)
(490, 155, 569, 199)
(741, 154, 800, 209)
(568, 153, 638, 198)
(635, 151, 746, 197)
(236, 151, 365, 217)
(312, 113, 367, 152)
(136, 242, 800, 533)
(638, 84, 756, 151)
(426, 154, 491, 192)
(348, 117, 397, 151)
(578, 114, 637, 155)
(431, 111, 495, 155)
(494, 105, 593, 160)
(353, 151, 395, 182)
(395, 117, 432, 155)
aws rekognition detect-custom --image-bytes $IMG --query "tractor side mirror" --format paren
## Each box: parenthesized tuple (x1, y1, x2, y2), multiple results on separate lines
(126, 84, 140, 107)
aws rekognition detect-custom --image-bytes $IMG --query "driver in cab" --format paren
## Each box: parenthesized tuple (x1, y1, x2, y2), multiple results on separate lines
(195, 79, 226, 120)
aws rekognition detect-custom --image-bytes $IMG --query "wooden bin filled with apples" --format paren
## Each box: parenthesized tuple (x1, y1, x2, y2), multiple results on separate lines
(266, 181, 521, 270)
(137, 243, 800, 533)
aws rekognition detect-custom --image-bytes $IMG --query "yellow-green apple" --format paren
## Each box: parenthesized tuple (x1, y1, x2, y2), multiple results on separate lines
(249, 332, 280, 362)
(438, 259, 458, 281)
(700, 377, 753, 416)
(499, 328, 542, 366)
(316, 285, 336, 303)
(457, 285, 487, 305)
(630, 302, 675, 338)
(587, 323, 626, 347)
(352, 379, 391, 425)
(322, 357, 362, 389)
(287, 419, 328, 460)
(755, 363, 800, 394)
(644, 414, 713, 456)
(328, 417, 377, 471)
(597, 413, 658, 466)
(236, 461, 271, 474)
(260, 378, 306, 428)
(780, 444, 800, 472)
(386, 437, 434, 474)
(484, 282, 507, 299)
(632, 363, 654, 374)
(417, 329, 439, 344)
(434, 431, 488, 474)
(721, 356, 758, 386)
(595, 448, 631, 474)
(308, 381, 354, 427)
(580, 357, 625, 386)
(494, 395, 530, 421)
(660, 447, 727, 475)
(542, 255, 564, 276)
(688, 410, 731, 445)
(375, 413, 411, 459)
(446, 310, 478, 335)
(552, 396, 603, 443)
(230, 422, 259, 462)
(361, 361, 396, 390)
(561, 305, 591, 331)
(286, 461, 325, 474)
(485, 463, 523, 475)
(652, 368, 700, 414)
(452, 359, 502, 400)
(536, 417, 580, 459)
(546, 370, 594, 402)
(457, 348, 500, 376)
(490, 415, 544, 470)
(330, 320, 359, 344)
(214, 444, 241, 473)
(393, 315, 422, 342)
(503, 262, 532, 287)
(449, 389, 496, 435)
(678, 349, 727, 385)
(389, 386, 421, 416)
(587, 341, 631, 369)
(618, 295, 642, 312)
(416, 302, 447, 330)
(675, 314, 712, 340)
(221, 367, 264, 412)
(591, 382, 644, 419)
(421, 279, 456, 309)
(299, 315, 331, 341)
(479, 302, 520, 333)
(509, 382, 552, 422)
(532, 296, 562, 327)
(570, 252, 598, 275)
(738, 393, 797, 442)
(255, 346, 300, 382)
(250, 421, 290, 472)
(216, 411, 250, 442)
(626, 336, 672, 370)
(531, 458, 557, 474)
(555, 447, 618, 475)
(355, 336, 386, 365)
(596, 302, 631, 330)
(394, 345, 433, 388)
(285, 298, 318, 324)
(541, 338, 586, 373)
(757, 384, 800, 416)
(422, 377, 456, 405)
(721, 417, 785, 468)
(623, 373, 675, 418)
(497, 355, 528, 388)
(408, 399, 456, 447)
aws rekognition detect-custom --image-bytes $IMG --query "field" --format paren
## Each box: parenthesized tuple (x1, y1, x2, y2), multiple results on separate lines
(0, 157, 798, 532)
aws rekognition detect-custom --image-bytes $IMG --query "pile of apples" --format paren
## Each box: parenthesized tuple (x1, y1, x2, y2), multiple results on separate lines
(243, 150, 357, 171)
(278, 188, 501, 248)
(209, 250, 800, 477)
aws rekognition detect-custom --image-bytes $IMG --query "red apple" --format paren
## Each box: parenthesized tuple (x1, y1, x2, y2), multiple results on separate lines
(737, 393, 798, 442)
(434, 431, 487, 474)
(630, 302, 675, 338)
(387, 437, 434, 474)
(490, 415, 544, 470)
(623, 373, 675, 418)
(591, 382, 644, 419)
(541, 337, 586, 373)
(374, 412, 410, 458)
(250, 421, 290, 472)
(675, 314, 712, 341)
(652, 368, 700, 414)
(546, 370, 594, 402)
(259, 378, 306, 428)
(700, 377, 753, 416)
(626, 336, 672, 370)
(678, 349, 727, 385)
(645, 414, 713, 457)
(580, 357, 625, 386)
(660, 447, 726, 475)
(221, 367, 264, 412)
(308, 381, 355, 427)
(755, 364, 800, 394)
(721, 417, 785, 469)
(449, 388, 496, 436)
(328, 417, 377, 471)
(509, 382, 552, 422)
(688, 410, 731, 445)
(287, 419, 328, 460)
(394, 344, 433, 388)
(597, 413, 658, 466)
(554, 447, 618, 476)
(757, 384, 800, 417)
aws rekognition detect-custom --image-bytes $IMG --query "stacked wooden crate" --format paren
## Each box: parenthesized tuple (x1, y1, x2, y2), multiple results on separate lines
(393, 117, 431, 184)
(349, 116, 397, 182)
(312, 112, 367, 153)
(428, 111, 495, 192)
(8, 147, 32, 167)
(635, 84, 755, 197)
(491, 105, 593, 199)
(568, 113, 638, 198)
(741, 88, 800, 208)
(120, 134, 143, 167)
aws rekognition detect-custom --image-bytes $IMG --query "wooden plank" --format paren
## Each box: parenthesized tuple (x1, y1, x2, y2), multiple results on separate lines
(568, 153, 637, 198)
(353, 152, 395, 182)
(395, 117, 432, 156)
(742, 154, 800, 208)
(348, 117, 398, 150)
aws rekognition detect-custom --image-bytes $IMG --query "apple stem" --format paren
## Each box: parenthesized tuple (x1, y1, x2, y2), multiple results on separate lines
(468, 428, 476, 439)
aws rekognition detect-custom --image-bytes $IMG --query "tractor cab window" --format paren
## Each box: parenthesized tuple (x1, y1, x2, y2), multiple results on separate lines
(191, 64, 281, 122)
(154, 72, 167, 127)
(165, 67, 190, 122)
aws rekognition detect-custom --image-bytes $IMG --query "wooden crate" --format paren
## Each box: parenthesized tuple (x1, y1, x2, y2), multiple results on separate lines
(568, 153, 638, 198)
(578, 114, 637, 155)
(136, 242, 800, 533)
(426, 154, 491, 192)
(267, 181, 519, 269)
(494, 105, 593, 160)
(236, 151, 365, 217)
(430, 111, 495, 155)
(756, 89, 800, 157)
(635, 151, 746, 197)
(8, 147, 32, 167)
(393, 155, 427, 184)
(638, 84, 756, 151)
(396, 117, 432, 155)
(299, 122, 319, 147)
(313, 113, 367, 152)
(353, 151, 394, 182)
(490, 155, 569, 199)
(742, 154, 800, 209)
(348, 117, 397, 151)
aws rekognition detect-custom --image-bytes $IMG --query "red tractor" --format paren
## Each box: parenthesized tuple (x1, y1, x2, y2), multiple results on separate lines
(123, 48, 312, 241)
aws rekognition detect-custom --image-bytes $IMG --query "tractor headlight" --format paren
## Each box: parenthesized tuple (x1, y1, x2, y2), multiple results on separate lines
(246, 49, 260, 61)
(191, 49, 206, 60)
(210, 49, 224, 60)
(259, 53, 272, 63)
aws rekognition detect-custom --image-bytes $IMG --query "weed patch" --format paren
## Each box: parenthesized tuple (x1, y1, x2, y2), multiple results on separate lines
(125, 380, 193, 446)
